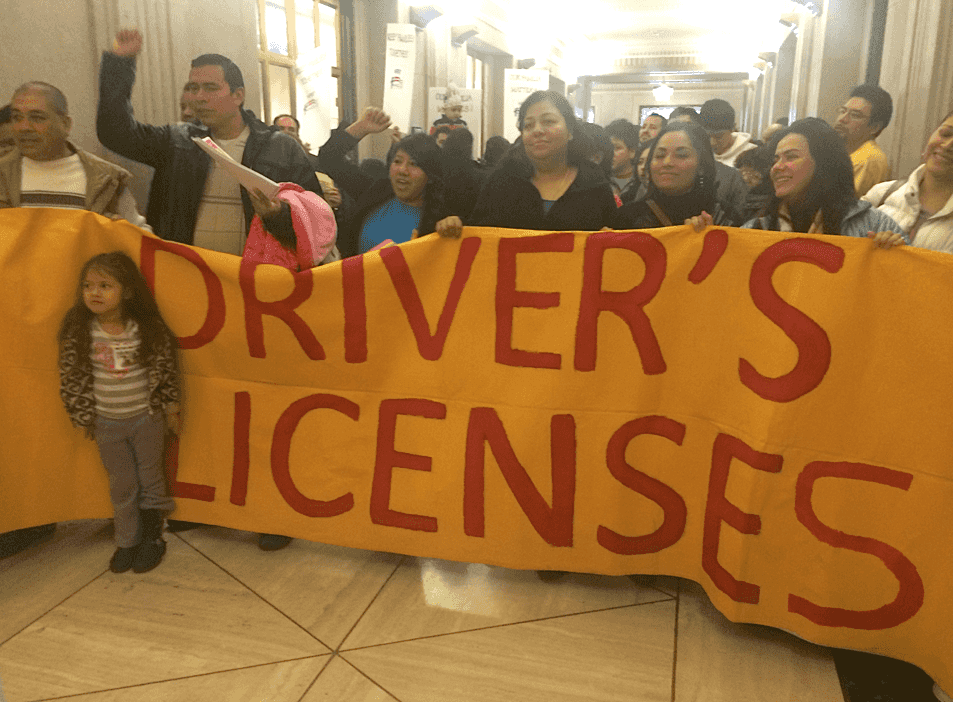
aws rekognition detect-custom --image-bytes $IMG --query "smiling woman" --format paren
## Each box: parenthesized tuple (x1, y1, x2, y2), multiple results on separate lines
(863, 110, 953, 253)
(617, 121, 739, 229)
(744, 118, 904, 241)
(466, 90, 619, 231)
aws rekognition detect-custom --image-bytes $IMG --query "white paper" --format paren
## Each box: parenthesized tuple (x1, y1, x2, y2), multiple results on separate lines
(382, 24, 417, 132)
(191, 137, 280, 199)
(502, 70, 550, 142)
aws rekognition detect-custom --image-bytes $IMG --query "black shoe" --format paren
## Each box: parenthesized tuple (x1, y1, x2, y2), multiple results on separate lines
(110, 546, 138, 573)
(257, 533, 292, 551)
(0, 523, 56, 559)
(132, 538, 166, 573)
(166, 520, 203, 533)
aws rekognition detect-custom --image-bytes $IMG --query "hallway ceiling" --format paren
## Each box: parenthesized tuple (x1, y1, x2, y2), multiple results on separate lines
(553, 0, 805, 77)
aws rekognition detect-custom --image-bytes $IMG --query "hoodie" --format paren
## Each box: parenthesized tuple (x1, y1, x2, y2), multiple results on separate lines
(715, 133, 758, 167)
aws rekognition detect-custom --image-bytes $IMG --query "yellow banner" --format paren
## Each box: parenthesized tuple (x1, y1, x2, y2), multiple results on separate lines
(2, 208, 953, 690)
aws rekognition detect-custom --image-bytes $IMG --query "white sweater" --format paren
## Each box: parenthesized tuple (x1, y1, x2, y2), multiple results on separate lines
(863, 165, 953, 253)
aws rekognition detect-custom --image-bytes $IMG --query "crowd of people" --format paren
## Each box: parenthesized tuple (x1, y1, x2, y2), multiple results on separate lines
(2, 26, 952, 571)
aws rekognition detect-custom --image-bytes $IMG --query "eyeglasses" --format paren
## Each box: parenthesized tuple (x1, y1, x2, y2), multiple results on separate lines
(837, 107, 870, 122)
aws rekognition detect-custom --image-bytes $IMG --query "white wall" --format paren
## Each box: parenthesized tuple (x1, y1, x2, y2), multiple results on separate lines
(590, 83, 748, 130)
(0, 0, 101, 157)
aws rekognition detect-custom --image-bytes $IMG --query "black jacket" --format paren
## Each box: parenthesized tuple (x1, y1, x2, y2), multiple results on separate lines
(318, 128, 447, 257)
(97, 51, 323, 248)
(618, 193, 738, 229)
(468, 158, 619, 231)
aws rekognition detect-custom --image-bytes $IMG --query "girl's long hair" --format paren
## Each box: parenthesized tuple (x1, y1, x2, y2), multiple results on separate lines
(58, 252, 176, 368)
(386, 133, 446, 235)
(763, 117, 856, 234)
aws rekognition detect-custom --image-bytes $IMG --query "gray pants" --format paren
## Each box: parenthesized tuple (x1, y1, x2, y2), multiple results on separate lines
(94, 412, 175, 547)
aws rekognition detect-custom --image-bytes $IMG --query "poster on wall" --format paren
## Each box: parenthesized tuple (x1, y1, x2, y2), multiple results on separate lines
(428, 87, 483, 158)
(502, 69, 549, 142)
(382, 24, 417, 133)
(294, 46, 335, 152)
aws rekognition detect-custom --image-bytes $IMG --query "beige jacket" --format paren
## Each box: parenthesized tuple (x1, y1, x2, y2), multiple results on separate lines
(0, 143, 146, 225)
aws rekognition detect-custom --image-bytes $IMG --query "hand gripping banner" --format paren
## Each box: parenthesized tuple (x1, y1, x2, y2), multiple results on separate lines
(2, 209, 952, 690)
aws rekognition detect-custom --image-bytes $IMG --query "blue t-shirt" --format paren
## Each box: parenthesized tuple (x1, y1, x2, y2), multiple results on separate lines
(542, 199, 556, 215)
(359, 197, 422, 252)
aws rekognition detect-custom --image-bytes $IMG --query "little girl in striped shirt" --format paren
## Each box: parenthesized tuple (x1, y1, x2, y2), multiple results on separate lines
(58, 251, 180, 574)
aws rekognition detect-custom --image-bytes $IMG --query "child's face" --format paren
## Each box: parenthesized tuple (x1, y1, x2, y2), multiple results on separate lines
(444, 104, 463, 120)
(83, 268, 124, 321)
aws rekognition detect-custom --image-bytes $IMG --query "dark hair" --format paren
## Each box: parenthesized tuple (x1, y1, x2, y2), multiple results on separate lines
(273, 113, 299, 129)
(514, 90, 588, 168)
(579, 122, 614, 179)
(774, 116, 789, 127)
(388, 133, 445, 235)
(646, 112, 667, 127)
(763, 117, 856, 235)
(0, 104, 10, 125)
(645, 121, 717, 200)
(191, 54, 245, 93)
(359, 157, 388, 181)
(58, 252, 177, 372)
(849, 84, 893, 134)
(12, 82, 69, 116)
(605, 118, 640, 151)
(433, 124, 453, 138)
(481, 135, 509, 168)
(638, 136, 656, 158)
(735, 145, 772, 172)
(699, 99, 735, 132)
(669, 106, 700, 124)
(443, 128, 473, 159)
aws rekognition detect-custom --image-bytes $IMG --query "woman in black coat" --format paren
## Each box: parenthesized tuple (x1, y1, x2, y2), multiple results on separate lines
(465, 90, 619, 231)
(618, 121, 739, 229)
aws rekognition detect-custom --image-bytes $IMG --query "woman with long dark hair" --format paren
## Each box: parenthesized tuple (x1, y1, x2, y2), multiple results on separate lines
(745, 117, 903, 242)
(318, 107, 456, 255)
(618, 121, 739, 229)
(464, 90, 618, 231)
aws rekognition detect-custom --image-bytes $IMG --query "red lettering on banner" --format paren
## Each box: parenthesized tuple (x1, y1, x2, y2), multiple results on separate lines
(370, 399, 445, 531)
(597, 415, 687, 554)
(239, 259, 325, 360)
(688, 229, 729, 284)
(703, 433, 783, 604)
(342, 256, 368, 363)
(741, 238, 845, 402)
(495, 233, 574, 369)
(575, 231, 667, 374)
(791, 461, 924, 629)
(381, 238, 482, 360)
(230, 392, 251, 506)
(271, 394, 358, 518)
(139, 237, 225, 349)
(165, 435, 216, 502)
(464, 408, 576, 547)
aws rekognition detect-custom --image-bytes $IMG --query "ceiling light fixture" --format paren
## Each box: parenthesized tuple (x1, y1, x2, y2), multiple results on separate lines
(652, 84, 674, 102)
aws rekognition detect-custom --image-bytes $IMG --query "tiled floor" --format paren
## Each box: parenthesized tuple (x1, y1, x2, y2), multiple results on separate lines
(0, 520, 847, 702)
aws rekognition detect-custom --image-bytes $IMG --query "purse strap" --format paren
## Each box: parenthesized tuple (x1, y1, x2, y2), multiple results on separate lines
(646, 199, 673, 227)
(876, 179, 904, 207)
